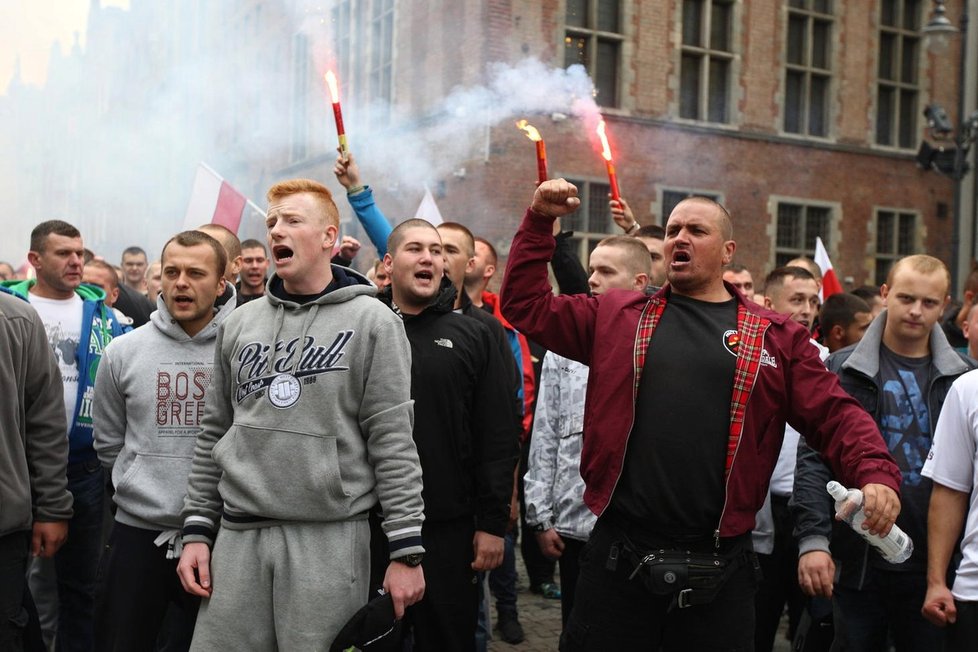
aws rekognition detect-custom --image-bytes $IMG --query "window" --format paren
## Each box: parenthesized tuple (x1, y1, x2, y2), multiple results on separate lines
(680, 0, 735, 123)
(370, 0, 394, 123)
(331, 0, 395, 125)
(785, 0, 833, 136)
(290, 32, 309, 162)
(876, 0, 922, 148)
(874, 209, 917, 282)
(661, 188, 721, 223)
(564, 0, 623, 108)
(563, 178, 614, 263)
(775, 202, 832, 267)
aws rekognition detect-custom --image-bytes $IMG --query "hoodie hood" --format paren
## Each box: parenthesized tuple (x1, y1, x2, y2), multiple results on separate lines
(265, 264, 376, 310)
(1, 279, 107, 303)
(152, 284, 237, 342)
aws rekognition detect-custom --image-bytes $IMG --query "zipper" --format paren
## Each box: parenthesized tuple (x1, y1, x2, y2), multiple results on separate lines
(714, 318, 771, 549)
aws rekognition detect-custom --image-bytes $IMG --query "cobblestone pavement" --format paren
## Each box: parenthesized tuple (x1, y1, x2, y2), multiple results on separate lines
(487, 556, 794, 651)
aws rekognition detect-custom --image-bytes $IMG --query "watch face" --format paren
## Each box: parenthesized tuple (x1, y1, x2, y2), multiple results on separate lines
(401, 553, 424, 567)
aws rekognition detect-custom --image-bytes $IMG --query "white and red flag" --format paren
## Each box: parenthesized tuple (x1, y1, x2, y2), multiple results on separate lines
(814, 237, 844, 300)
(182, 163, 248, 233)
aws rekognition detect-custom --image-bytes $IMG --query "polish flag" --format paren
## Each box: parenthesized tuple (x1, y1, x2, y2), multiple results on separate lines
(814, 237, 844, 300)
(183, 163, 248, 233)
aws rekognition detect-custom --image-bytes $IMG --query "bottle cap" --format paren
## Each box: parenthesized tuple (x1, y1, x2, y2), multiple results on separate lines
(826, 481, 848, 500)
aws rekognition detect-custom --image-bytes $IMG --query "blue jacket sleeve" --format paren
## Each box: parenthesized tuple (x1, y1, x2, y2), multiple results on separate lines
(347, 187, 394, 256)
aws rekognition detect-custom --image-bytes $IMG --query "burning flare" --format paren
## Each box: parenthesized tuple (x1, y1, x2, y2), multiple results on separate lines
(516, 119, 542, 142)
(596, 119, 613, 162)
(325, 70, 347, 155)
(595, 119, 621, 202)
(516, 119, 548, 185)
(325, 70, 340, 103)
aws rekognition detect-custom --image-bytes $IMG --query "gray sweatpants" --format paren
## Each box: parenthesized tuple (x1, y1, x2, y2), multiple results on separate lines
(190, 519, 370, 651)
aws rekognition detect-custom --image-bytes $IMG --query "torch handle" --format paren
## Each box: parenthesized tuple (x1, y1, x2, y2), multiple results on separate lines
(332, 102, 347, 155)
(536, 140, 548, 185)
(606, 160, 621, 203)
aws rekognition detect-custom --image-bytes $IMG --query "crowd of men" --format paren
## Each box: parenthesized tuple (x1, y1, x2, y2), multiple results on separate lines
(2, 162, 978, 652)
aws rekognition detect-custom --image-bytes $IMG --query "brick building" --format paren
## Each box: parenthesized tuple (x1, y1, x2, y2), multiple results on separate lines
(2, 0, 974, 292)
(253, 0, 972, 291)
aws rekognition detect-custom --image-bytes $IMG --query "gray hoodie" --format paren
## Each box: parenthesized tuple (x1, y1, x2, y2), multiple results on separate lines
(94, 290, 236, 531)
(180, 268, 424, 559)
(0, 290, 73, 537)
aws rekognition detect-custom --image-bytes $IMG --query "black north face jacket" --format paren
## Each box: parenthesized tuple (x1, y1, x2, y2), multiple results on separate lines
(379, 280, 520, 536)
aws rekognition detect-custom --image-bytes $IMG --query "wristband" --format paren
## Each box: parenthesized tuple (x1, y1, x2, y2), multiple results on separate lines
(347, 185, 365, 195)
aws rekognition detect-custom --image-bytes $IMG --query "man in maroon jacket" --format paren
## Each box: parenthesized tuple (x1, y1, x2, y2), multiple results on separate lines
(500, 179, 903, 651)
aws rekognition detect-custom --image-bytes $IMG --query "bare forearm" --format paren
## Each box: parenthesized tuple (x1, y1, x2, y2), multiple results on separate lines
(927, 483, 969, 585)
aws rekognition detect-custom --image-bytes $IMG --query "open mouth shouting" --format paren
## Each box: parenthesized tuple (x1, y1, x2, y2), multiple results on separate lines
(172, 294, 195, 309)
(272, 245, 294, 265)
(414, 269, 435, 285)
(671, 250, 691, 269)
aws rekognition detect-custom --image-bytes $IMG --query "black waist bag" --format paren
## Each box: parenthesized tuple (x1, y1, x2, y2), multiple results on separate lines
(627, 548, 742, 609)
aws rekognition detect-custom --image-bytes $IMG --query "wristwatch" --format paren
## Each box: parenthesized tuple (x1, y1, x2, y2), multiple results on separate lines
(396, 553, 424, 567)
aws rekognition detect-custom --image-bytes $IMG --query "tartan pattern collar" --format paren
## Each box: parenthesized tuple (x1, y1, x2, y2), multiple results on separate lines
(632, 298, 770, 479)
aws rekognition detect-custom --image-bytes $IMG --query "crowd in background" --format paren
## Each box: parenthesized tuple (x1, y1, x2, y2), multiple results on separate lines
(3, 156, 978, 652)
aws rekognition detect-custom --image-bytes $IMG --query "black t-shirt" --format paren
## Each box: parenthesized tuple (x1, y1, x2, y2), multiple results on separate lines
(610, 293, 738, 541)
(872, 344, 933, 571)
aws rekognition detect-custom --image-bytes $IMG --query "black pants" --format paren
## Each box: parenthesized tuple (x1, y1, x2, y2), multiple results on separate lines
(1, 531, 31, 651)
(406, 517, 479, 652)
(94, 522, 199, 652)
(560, 518, 759, 652)
(947, 600, 978, 652)
(557, 536, 586, 626)
(754, 494, 804, 651)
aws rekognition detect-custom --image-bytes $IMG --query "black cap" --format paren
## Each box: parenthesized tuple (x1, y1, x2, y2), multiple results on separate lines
(329, 592, 402, 652)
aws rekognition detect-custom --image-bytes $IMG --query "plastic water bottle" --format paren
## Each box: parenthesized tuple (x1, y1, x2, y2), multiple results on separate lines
(826, 481, 913, 564)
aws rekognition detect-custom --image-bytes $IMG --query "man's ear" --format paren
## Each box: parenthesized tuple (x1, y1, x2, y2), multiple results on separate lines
(880, 284, 890, 300)
(763, 296, 774, 311)
(633, 273, 650, 292)
(383, 252, 394, 276)
(829, 323, 845, 345)
(483, 263, 496, 282)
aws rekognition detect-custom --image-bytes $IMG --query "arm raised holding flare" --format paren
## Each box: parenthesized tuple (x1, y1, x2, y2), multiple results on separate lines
(333, 149, 394, 255)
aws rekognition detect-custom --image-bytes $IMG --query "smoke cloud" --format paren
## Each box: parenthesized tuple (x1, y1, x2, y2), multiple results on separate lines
(0, 2, 600, 268)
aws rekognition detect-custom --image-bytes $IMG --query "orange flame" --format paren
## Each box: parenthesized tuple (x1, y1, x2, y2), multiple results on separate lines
(516, 119, 543, 142)
(325, 71, 340, 103)
(596, 119, 613, 161)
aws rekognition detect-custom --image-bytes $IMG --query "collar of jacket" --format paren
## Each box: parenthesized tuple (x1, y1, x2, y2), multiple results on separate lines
(377, 276, 457, 318)
(842, 309, 970, 379)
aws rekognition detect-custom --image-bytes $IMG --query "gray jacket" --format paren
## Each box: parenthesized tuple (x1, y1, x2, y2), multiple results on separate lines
(94, 290, 236, 531)
(181, 268, 425, 559)
(0, 290, 72, 537)
(792, 311, 976, 586)
(524, 351, 596, 542)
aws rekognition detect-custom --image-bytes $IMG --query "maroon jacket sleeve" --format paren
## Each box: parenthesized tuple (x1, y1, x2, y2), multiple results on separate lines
(500, 208, 599, 366)
(782, 326, 901, 493)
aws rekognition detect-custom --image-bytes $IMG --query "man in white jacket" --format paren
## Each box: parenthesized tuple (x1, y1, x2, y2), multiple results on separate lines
(93, 230, 234, 650)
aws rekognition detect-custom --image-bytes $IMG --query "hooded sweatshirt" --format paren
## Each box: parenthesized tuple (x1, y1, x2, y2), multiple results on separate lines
(0, 289, 73, 537)
(93, 289, 236, 531)
(181, 266, 424, 559)
(1, 279, 129, 463)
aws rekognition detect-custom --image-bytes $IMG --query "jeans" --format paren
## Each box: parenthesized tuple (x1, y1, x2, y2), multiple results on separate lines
(488, 529, 518, 620)
(833, 568, 944, 652)
(29, 459, 104, 652)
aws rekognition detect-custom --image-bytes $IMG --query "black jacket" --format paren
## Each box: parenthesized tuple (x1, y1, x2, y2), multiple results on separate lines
(379, 280, 520, 536)
(792, 312, 975, 588)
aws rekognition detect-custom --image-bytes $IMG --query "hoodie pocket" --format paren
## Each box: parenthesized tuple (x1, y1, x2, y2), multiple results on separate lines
(214, 424, 352, 522)
(113, 452, 194, 527)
